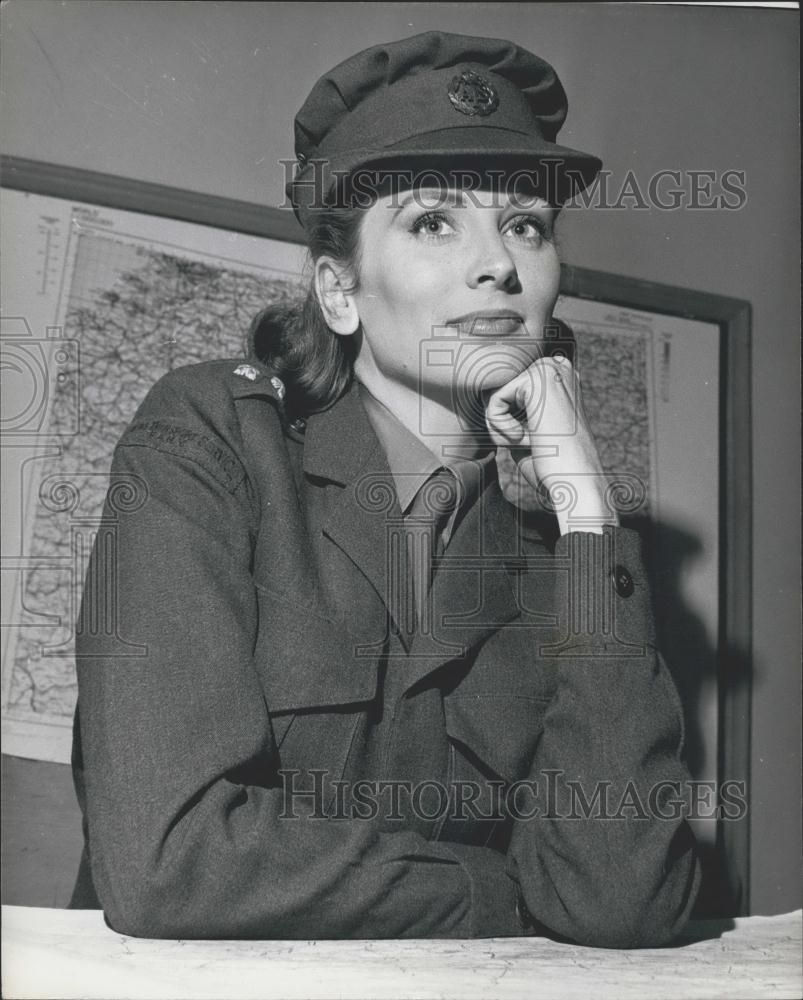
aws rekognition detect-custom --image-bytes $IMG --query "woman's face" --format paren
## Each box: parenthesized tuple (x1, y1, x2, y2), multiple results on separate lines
(349, 183, 561, 405)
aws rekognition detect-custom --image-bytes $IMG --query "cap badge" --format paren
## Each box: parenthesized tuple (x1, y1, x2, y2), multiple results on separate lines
(447, 70, 499, 117)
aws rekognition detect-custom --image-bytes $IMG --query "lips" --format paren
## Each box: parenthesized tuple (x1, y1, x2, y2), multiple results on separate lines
(445, 311, 525, 337)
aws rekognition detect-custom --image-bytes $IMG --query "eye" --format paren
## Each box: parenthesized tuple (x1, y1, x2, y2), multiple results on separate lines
(503, 215, 551, 243)
(410, 211, 456, 238)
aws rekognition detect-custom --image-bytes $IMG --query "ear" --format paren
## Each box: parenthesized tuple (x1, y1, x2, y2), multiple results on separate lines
(314, 257, 360, 335)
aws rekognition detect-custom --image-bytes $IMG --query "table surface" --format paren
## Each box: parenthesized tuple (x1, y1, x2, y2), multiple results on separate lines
(2, 905, 801, 1000)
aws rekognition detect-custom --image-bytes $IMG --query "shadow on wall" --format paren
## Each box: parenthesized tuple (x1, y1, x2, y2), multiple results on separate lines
(632, 515, 752, 918)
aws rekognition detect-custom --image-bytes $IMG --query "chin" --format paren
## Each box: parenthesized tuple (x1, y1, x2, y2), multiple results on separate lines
(446, 340, 541, 393)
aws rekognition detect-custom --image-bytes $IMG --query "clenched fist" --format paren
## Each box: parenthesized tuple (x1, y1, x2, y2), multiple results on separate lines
(485, 355, 619, 535)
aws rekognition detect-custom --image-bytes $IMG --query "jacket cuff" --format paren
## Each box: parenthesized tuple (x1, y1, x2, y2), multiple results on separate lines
(440, 843, 524, 937)
(548, 525, 656, 656)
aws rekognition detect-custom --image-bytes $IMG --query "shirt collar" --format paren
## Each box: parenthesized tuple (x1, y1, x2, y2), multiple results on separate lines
(357, 382, 495, 516)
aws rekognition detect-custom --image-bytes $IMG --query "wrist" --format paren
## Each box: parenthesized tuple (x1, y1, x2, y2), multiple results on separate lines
(557, 514, 620, 536)
(555, 491, 620, 535)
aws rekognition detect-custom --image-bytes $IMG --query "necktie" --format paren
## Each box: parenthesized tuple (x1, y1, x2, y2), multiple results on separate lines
(403, 467, 460, 635)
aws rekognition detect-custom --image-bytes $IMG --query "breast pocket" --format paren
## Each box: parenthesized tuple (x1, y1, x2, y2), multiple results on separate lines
(439, 692, 549, 848)
(253, 583, 380, 712)
(443, 692, 549, 785)
(253, 584, 380, 800)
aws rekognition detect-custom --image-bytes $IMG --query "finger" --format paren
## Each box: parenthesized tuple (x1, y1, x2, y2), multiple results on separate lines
(485, 385, 526, 444)
(485, 407, 524, 445)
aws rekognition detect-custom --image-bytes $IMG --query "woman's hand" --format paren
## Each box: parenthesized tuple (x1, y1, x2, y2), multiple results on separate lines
(485, 356, 619, 535)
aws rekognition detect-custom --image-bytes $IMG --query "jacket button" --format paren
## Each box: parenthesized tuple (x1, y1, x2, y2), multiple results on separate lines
(290, 418, 306, 432)
(613, 565, 634, 598)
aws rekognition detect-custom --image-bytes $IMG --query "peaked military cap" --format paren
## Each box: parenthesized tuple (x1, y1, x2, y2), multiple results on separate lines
(288, 30, 601, 225)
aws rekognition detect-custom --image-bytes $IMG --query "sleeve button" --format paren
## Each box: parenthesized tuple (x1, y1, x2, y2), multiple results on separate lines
(613, 565, 634, 598)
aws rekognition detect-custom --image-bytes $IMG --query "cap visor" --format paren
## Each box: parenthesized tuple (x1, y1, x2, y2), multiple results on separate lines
(343, 127, 601, 202)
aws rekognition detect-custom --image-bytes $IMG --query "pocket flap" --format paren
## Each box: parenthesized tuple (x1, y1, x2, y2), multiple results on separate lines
(444, 693, 547, 783)
(254, 585, 380, 712)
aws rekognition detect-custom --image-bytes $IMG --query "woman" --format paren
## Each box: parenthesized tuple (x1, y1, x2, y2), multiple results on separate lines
(71, 30, 701, 945)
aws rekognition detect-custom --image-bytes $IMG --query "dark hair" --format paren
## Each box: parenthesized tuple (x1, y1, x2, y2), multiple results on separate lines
(247, 204, 365, 419)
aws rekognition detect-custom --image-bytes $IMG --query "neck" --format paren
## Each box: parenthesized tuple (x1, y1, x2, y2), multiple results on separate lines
(355, 370, 489, 464)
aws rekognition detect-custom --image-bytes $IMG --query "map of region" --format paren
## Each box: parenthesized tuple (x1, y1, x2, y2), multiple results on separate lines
(5, 229, 303, 731)
(571, 326, 652, 517)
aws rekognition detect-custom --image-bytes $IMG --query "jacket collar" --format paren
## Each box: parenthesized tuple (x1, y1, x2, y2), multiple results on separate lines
(303, 380, 375, 485)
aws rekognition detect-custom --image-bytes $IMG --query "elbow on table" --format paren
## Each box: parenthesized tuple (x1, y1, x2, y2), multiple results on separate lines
(558, 866, 702, 949)
(544, 824, 703, 948)
(98, 863, 227, 940)
(564, 903, 689, 950)
(526, 847, 702, 949)
(97, 856, 308, 941)
(103, 884, 197, 940)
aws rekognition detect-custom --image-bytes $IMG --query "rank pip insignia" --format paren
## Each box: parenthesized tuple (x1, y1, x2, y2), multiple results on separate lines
(447, 70, 499, 117)
(233, 364, 259, 381)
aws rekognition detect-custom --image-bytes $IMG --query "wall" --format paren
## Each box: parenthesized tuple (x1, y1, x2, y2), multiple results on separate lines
(1, 1, 800, 914)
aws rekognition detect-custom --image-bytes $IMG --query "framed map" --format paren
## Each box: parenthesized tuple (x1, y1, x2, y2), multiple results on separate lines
(0, 156, 751, 914)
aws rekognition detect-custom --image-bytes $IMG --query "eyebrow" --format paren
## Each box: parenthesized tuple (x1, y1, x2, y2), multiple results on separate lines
(388, 189, 556, 220)
(391, 189, 465, 219)
(506, 195, 555, 212)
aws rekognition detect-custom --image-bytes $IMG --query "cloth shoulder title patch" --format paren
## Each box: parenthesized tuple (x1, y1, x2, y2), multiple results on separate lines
(447, 70, 499, 117)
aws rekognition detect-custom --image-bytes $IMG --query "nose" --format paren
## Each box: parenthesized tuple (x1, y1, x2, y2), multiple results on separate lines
(466, 234, 520, 291)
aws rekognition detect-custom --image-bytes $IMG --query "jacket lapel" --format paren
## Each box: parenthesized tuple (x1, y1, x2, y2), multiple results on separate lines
(304, 384, 408, 650)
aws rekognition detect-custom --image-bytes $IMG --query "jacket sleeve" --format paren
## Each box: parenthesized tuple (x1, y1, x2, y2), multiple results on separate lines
(506, 526, 702, 948)
(74, 370, 521, 940)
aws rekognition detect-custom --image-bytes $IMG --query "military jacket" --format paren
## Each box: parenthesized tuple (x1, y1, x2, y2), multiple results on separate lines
(71, 356, 701, 944)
